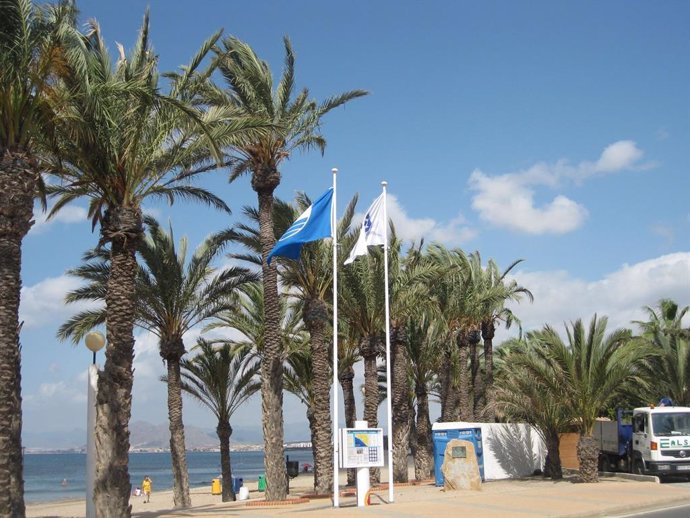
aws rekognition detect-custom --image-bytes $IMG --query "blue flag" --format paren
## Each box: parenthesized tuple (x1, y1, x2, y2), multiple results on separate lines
(267, 188, 333, 264)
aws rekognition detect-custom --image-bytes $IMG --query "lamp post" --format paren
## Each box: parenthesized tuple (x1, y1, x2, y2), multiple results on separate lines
(84, 331, 105, 518)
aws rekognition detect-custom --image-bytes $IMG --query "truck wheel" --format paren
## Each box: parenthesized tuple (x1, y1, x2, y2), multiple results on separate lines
(633, 460, 645, 476)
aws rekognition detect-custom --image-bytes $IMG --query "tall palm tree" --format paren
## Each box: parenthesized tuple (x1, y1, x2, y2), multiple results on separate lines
(176, 340, 260, 502)
(406, 314, 442, 481)
(278, 192, 357, 493)
(528, 315, 655, 482)
(337, 332, 360, 486)
(210, 36, 366, 500)
(386, 240, 439, 482)
(45, 17, 252, 515)
(0, 1, 77, 512)
(58, 218, 256, 508)
(479, 258, 533, 421)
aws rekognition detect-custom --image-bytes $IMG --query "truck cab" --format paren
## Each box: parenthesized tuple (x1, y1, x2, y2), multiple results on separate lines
(631, 406, 690, 476)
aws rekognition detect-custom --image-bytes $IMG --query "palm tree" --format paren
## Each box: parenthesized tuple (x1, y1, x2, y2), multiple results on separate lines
(495, 337, 571, 480)
(479, 258, 533, 421)
(45, 17, 252, 515)
(0, 1, 77, 512)
(338, 332, 361, 486)
(528, 315, 655, 482)
(210, 36, 366, 500)
(176, 340, 260, 502)
(277, 192, 357, 493)
(634, 299, 690, 405)
(58, 218, 257, 507)
(386, 241, 439, 482)
(406, 315, 442, 481)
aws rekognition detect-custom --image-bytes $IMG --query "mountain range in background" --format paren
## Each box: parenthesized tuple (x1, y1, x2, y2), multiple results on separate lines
(23, 420, 310, 451)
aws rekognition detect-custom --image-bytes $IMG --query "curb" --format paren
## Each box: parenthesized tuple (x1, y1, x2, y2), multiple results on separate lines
(245, 497, 310, 507)
(599, 471, 660, 483)
(558, 494, 690, 518)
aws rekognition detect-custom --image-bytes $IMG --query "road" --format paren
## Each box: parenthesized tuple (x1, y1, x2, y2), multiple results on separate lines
(608, 478, 690, 518)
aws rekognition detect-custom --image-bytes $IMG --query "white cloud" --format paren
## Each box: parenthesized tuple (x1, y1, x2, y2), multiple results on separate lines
(29, 205, 88, 235)
(20, 275, 96, 329)
(594, 140, 644, 173)
(469, 141, 650, 234)
(498, 252, 690, 341)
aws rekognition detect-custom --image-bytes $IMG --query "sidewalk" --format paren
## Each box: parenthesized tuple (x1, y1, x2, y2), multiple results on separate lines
(28, 474, 690, 517)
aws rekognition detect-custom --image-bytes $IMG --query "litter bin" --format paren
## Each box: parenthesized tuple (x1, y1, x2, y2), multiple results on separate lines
(432, 424, 484, 486)
(211, 478, 222, 495)
(231, 476, 243, 494)
(257, 474, 266, 492)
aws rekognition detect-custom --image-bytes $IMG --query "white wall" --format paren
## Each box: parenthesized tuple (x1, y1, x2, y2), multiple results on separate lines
(442, 422, 546, 480)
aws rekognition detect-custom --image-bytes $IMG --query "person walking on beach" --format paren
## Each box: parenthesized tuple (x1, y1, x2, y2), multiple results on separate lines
(142, 476, 152, 503)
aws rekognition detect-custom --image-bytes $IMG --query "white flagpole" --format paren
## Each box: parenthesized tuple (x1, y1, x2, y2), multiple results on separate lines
(382, 181, 394, 503)
(331, 168, 340, 507)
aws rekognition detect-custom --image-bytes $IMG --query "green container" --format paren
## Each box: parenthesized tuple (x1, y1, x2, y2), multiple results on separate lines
(257, 474, 266, 492)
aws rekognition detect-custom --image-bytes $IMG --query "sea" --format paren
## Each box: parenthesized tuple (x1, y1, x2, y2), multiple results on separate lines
(25, 449, 314, 504)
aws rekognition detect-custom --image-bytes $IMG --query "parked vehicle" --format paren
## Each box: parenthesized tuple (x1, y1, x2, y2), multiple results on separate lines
(595, 406, 690, 477)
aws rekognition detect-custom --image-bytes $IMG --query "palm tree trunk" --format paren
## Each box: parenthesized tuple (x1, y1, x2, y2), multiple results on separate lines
(361, 336, 380, 485)
(94, 207, 142, 518)
(303, 299, 332, 495)
(439, 348, 455, 422)
(306, 410, 317, 490)
(577, 434, 599, 483)
(481, 320, 496, 422)
(414, 382, 434, 481)
(543, 430, 563, 480)
(339, 367, 357, 486)
(162, 339, 191, 508)
(391, 326, 410, 483)
(0, 151, 35, 518)
(457, 330, 472, 422)
(257, 189, 287, 500)
(470, 336, 482, 420)
(217, 421, 236, 502)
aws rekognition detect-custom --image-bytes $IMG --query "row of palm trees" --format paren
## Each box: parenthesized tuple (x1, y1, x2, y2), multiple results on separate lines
(0, 0, 364, 515)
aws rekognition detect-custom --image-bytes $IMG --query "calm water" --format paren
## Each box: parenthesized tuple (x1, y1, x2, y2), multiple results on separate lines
(25, 449, 314, 503)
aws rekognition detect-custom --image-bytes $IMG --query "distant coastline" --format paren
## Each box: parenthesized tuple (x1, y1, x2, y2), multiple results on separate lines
(24, 441, 312, 455)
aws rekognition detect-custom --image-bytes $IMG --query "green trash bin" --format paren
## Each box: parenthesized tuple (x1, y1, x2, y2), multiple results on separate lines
(257, 474, 266, 492)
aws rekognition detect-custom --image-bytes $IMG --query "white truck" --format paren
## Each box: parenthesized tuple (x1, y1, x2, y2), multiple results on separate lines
(595, 406, 690, 477)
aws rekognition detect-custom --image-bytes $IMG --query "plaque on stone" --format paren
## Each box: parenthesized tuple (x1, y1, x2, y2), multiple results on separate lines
(441, 439, 481, 491)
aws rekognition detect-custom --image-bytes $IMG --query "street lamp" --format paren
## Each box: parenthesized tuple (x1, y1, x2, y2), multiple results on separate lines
(84, 331, 105, 518)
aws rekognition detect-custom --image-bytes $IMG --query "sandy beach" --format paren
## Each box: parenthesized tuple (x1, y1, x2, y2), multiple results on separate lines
(27, 468, 360, 517)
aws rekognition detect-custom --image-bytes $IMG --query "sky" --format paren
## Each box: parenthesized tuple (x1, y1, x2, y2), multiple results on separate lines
(19, 0, 690, 446)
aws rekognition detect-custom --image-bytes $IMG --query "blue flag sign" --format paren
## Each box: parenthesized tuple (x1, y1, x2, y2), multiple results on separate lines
(267, 188, 333, 264)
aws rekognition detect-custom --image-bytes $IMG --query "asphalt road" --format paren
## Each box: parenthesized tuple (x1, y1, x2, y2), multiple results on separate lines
(608, 478, 690, 518)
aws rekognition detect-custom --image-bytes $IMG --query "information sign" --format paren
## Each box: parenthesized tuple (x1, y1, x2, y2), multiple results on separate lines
(339, 428, 385, 468)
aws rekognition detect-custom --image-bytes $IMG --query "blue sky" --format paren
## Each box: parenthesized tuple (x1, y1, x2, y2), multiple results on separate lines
(20, 0, 689, 445)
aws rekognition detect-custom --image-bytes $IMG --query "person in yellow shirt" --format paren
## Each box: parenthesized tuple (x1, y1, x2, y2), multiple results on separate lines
(142, 476, 152, 503)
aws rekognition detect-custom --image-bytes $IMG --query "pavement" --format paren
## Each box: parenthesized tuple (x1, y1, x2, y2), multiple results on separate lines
(216, 476, 690, 518)
(28, 473, 690, 517)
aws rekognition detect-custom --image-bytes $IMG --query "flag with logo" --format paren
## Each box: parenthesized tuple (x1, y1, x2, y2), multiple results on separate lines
(344, 192, 386, 265)
(267, 188, 333, 265)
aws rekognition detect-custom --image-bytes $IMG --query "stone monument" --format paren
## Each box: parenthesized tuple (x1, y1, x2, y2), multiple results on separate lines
(441, 438, 482, 491)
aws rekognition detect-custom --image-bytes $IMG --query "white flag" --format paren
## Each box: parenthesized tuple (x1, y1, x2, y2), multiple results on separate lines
(344, 192, 386, 265)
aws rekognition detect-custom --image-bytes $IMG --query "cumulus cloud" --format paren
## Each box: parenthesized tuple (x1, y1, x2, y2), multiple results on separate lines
(29, 205, 88, 235)
(498, 252, 690, 341)
(469, 140, 651, 235)
(20, 275, 96, 329)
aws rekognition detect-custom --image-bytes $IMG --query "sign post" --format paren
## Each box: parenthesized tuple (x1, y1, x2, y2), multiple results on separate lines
(340, 421, 384, 507)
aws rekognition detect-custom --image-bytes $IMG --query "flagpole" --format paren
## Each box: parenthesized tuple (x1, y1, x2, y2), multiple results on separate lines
(331, 168, 340, 508)
(381, 181, 394, 503)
